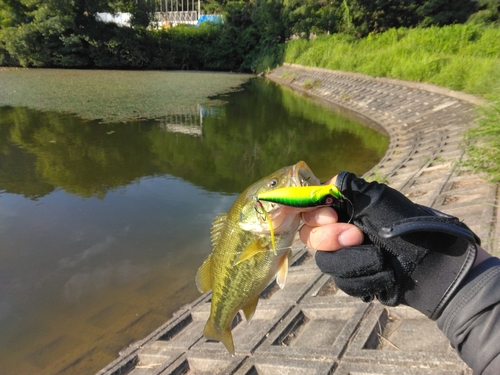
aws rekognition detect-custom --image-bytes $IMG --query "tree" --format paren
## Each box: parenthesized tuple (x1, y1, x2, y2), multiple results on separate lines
(285, 0, 340, 37)
(418, 0, 479, 26)
(467, 0, 500, 25)
(349, 0, 423, 35)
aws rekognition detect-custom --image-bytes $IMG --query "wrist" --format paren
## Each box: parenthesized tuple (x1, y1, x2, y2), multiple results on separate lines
(473, 246, 491, 269)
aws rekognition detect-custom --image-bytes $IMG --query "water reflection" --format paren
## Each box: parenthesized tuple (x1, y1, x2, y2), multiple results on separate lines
(0, 78, 388, 375)
(158, 105, 204, 136)
(0, 79, 387, 199)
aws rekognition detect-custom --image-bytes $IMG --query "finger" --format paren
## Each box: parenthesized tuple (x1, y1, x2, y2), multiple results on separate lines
(300, 223, 364, 251)
(301, 206, 338, 226)
(325, 174, 338, 185)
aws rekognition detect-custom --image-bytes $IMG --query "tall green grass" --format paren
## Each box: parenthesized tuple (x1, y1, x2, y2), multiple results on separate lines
(284, 24, 500, 181)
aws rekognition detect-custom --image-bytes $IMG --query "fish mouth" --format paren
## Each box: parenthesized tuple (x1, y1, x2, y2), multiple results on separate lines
(239, 161, 321, 234)
(291, 160, 319, 188)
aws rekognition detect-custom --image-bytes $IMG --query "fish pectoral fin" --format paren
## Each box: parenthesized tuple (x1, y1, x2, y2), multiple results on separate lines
(234, 239, 267, 266)
(204, 319, 235, 355)
(276, 250, 292, 289)
(195, 254, 212, 293)
(242, 294, 260, 323)
(211, 213, 227, 249)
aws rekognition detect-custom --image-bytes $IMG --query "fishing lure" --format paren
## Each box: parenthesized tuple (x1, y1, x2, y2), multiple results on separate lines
(252, 184, 348, 257)
(257, 184, 345, 208)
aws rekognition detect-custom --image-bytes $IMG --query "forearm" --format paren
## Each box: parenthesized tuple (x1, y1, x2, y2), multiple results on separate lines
(473, 246, 492, 268)
(437, 254, 500, 374)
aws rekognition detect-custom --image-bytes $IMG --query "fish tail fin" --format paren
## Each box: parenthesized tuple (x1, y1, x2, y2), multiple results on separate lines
(203, 319, 235, 356)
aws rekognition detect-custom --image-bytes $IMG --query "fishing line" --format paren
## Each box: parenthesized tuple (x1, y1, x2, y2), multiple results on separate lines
(344, 196, 355, 223)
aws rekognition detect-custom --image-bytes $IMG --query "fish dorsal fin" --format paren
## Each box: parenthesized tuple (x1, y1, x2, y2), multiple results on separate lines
(195, 254, 212, 293)
(242, 294, 260, 323)
(234, 239, 267, 266)
(276, 250, 292, 289)
(211, 213, 227, 249)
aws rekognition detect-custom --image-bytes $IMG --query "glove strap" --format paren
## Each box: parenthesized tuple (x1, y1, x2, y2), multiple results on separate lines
(379, 216, 478, 320)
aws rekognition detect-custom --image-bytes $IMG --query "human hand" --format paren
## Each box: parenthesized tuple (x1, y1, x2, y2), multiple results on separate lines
(299, 177, 364, 250)
(301, 171, 480, 320)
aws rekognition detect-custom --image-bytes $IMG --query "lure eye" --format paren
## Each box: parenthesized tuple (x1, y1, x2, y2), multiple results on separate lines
(268, 179, 278, 188)
(323, 195, 334, 205)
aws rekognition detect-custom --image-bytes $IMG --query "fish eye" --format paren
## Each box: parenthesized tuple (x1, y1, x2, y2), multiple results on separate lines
(268, 179, 278, 188)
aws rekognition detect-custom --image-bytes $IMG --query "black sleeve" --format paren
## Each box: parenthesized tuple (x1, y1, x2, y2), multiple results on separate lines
(437, 257, 500, 374)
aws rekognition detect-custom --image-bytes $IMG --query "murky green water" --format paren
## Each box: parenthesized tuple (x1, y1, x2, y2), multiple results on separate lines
(0, 71, 388, 375)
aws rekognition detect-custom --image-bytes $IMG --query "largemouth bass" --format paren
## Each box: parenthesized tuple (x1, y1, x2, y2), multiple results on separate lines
(195, 161, 320, 355)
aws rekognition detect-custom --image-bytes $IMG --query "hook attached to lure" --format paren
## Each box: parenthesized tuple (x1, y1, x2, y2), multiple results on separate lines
(254, 198, 277, 255)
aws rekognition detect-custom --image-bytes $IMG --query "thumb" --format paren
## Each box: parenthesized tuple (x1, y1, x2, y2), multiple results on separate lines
(300, 223, 363, 251)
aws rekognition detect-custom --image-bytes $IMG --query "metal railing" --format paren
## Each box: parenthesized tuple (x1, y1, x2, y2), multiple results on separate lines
(151, 11, 199, 27)
(164, 11, 198, 25)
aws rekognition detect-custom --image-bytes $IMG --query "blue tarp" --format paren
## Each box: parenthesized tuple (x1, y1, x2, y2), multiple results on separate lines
(196, 15, 223, 26)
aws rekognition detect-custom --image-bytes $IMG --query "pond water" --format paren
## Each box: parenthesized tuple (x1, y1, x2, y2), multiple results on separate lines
(0, 70, 388, 375)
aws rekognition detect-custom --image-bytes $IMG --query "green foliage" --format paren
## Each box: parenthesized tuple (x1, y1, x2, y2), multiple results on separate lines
(246, 0, 288, 71)
(302, 78, 321, 89)
(0, 0, 285, 71)
(285, 0, 340, 37)
(280, 0, 481, 38)
(352, 0, 422, 35)
(467, 0, 500, 26)
(0, 0, 27, 28)
(129, 0, 153, 28)
(418, 0, 478, 27)
(86, 23, 154, 68)
(0, 0, 144, 67)
(0, 0, 498, 70)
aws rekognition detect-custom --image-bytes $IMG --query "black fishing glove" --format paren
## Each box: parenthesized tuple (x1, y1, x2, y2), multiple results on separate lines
(316, 171, 479, 320)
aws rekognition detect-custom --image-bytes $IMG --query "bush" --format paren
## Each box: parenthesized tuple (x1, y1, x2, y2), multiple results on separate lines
(86, 23, 153, 69)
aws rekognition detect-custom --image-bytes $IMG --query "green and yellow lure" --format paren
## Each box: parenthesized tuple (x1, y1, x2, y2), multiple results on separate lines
(257, 184, 345, 208)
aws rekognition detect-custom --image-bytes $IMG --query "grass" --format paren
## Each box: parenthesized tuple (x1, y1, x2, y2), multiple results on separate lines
(284, 24, 500, 181)
(302, 78, 321, 90)
(364, 167, 388, 184)
(462, 103, 500, 180)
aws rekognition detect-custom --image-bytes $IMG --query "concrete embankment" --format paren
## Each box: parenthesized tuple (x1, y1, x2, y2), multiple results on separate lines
(97, 64, 499, 375)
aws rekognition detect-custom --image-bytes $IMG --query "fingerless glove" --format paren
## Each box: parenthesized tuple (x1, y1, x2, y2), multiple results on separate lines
(316, 172, 479, 319)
